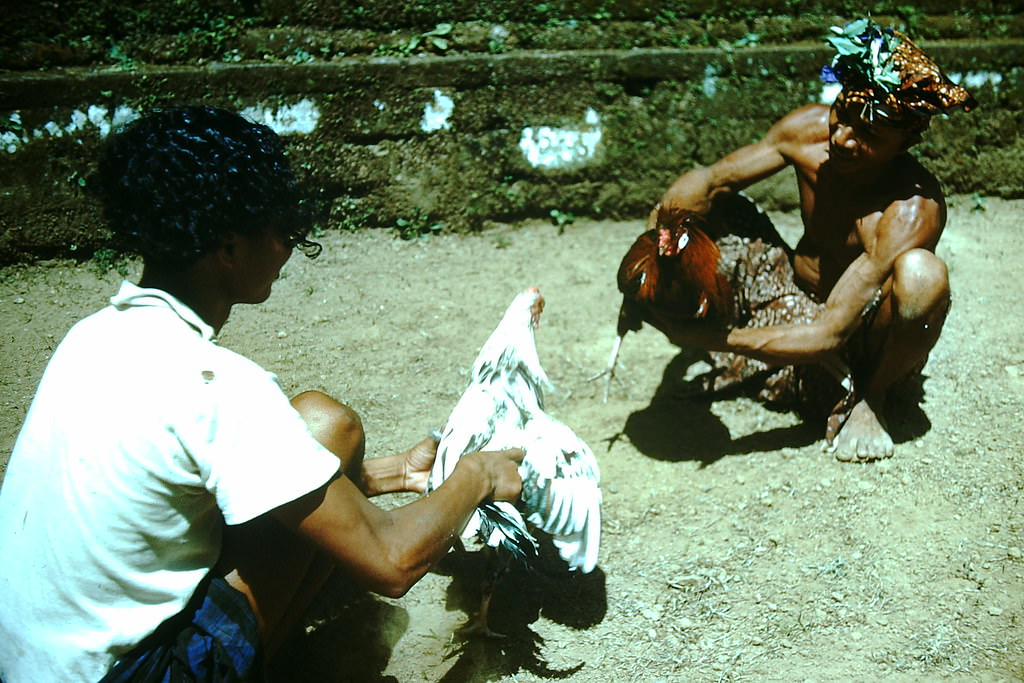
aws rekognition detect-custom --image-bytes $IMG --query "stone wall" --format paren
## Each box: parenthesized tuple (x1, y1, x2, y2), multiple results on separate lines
(1, 2, 1021, 263)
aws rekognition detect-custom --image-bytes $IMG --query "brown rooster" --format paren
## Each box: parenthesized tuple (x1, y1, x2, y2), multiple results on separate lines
(593, 204, 734, 400)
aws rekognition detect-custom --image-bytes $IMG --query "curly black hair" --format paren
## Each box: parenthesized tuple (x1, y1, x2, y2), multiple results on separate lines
(90, 105, 320, 268)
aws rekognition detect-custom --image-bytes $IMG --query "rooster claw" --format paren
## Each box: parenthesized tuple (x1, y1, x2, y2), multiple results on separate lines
(457, 617, 506, 640)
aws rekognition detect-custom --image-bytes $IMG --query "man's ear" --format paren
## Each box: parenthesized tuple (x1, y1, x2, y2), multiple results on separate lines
(215, 233, 242, 267)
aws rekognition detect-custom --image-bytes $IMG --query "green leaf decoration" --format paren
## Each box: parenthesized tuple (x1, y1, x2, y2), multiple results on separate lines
(823, 18, 903, 94)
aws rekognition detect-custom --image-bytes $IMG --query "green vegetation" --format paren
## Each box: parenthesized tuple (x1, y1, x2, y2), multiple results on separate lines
(89, 247, 132, 277)
(549, 209, 576, 233)
(393, 207, 444, 241)
(377, 23, 453, 56)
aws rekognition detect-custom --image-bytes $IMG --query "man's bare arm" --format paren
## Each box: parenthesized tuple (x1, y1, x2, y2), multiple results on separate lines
(650, 105, 824, 225)
(654, 195, 943, 367)
(271, 448, 524, 598)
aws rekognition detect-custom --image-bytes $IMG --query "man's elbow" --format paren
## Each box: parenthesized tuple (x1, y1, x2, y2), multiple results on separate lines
(372, 553, 431, 598)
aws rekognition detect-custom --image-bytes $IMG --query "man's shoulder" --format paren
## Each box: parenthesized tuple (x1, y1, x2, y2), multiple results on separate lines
(770, 104, 830, 143)
(882, 154, 945, 210)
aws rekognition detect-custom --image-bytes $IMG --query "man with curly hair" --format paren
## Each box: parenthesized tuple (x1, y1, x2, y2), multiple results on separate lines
(0, 106, 524, 682)
(642, 18, 975, 462)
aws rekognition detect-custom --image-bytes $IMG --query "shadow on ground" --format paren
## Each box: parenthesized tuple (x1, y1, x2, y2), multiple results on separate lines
(431, 537, 608, 682)
(269, 577, 409, 682)
(616, 352, 936, 465)
(269, 533, 608, 682)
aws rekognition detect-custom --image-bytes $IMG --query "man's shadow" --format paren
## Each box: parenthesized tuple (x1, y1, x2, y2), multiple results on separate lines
(431, 536, 608, 682)
(268, 534, 607, 683)
(268, 575, 408, 683)
(617, 350, 934, 465)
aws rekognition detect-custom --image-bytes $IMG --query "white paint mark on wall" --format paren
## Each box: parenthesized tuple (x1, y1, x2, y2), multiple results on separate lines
(519, 107, 602, 169)
(3, 98, 320, 155)
(821, 70, 1006, 105)
(702, 64, 720, 98)
(950, 70, 1003, 90)
(421, 89, 454, 132)
(240, 98, 320, 135)
(2, 105, 140, 154)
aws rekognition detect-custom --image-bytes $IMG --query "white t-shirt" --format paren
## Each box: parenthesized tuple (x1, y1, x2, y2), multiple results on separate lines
(0, 282, 341, 683)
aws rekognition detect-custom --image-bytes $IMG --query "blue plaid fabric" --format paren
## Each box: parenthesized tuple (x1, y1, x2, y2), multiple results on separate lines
(99, 576, 261, 682)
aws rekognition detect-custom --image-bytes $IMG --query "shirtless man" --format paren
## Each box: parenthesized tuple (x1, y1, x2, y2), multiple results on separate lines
(646, 19, 975, 462)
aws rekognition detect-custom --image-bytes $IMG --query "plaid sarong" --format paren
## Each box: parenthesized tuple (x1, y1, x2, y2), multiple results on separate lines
(99, 576, 262, 682)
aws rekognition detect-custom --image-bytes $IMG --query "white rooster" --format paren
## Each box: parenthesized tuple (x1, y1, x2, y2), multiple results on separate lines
(426, 287, 602, 637)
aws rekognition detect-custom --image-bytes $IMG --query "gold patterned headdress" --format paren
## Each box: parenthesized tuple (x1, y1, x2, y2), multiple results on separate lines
(821, 18, 977, 129)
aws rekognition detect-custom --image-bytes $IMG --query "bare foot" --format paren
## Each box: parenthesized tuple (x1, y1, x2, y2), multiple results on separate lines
(825, 399, 894, 462)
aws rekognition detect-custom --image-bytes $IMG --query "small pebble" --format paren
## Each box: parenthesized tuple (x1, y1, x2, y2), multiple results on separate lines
(988, 606, 1004, 616)
(13, 296, 25, 304)
(276, 330, 288, 338)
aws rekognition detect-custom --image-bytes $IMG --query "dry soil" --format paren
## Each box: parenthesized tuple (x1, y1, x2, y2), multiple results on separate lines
(1, 198, 1021, 682)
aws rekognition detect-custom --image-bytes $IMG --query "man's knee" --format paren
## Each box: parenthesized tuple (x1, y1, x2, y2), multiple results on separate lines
(290, 391, 365, 473)
(892, 249, 950, 322)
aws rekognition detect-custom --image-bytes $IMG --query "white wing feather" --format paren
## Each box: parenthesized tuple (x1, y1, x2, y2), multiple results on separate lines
(427, 288, 602, 572)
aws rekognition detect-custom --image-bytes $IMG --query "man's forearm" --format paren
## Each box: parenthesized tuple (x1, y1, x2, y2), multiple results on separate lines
(658, 317, 837, 366)
(723, 324, 837, 365)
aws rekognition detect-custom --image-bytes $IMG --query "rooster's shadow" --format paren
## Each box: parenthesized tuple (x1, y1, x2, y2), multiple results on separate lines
(617, 350, 820, 466)
(617, 350, 936, 465)
(430, 538, 607, 682)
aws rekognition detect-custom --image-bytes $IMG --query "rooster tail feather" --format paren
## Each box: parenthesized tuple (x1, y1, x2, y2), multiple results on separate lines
(477, 501, 539, 561)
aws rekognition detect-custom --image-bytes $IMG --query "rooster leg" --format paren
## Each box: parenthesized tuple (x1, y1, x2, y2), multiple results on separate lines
(457, 546, 510, 639)
(586, 334, 625, 402)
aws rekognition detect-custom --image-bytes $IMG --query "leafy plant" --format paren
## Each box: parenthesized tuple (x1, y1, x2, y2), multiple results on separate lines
(393, 207, 443, 241)
(90, 247, 132, 277)
(400, 23, 454, 55)
(549, 209, 575, 234)
(333, 197, 374, 232)
(108, 42, 135, 70)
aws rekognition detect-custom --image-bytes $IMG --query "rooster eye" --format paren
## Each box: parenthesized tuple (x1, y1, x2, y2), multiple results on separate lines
(677, 232, 690, 251)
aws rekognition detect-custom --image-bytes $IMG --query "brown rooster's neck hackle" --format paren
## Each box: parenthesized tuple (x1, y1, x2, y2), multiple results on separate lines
(617, 204, 734, 321)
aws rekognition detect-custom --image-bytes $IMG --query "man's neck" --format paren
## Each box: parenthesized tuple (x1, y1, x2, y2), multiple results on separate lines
(138, 263, 232, 334)
(829, 153, 910, 190)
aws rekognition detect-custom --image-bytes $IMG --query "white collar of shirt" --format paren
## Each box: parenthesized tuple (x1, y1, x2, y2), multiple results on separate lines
(110, 281, 216, 341)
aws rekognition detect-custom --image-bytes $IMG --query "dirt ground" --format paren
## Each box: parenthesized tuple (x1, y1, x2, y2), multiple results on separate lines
(1, 198, 1021, 682)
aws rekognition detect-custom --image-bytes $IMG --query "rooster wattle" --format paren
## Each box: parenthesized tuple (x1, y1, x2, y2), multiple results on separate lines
(426, 287, 602, 637)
